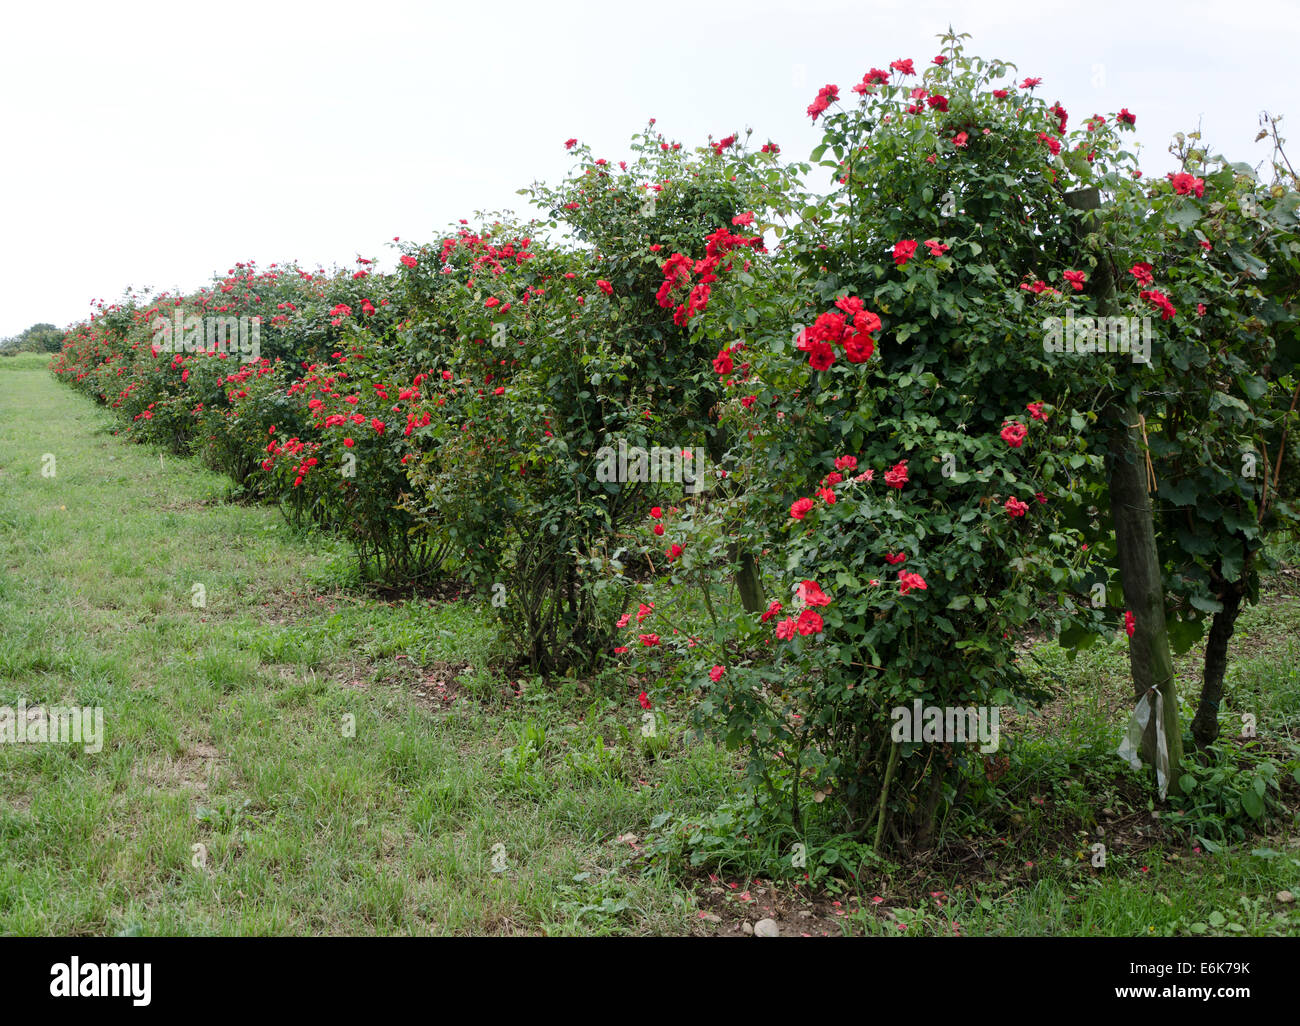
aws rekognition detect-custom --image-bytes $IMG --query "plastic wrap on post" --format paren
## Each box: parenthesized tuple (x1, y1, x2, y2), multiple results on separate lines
(1117, 686, 1169, 799)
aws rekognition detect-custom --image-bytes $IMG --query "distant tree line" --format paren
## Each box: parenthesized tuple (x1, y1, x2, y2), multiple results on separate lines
(0, 323, 63, 354)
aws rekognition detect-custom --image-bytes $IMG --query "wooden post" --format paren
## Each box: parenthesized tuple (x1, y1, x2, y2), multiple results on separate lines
(1065, 187, 1183, 795)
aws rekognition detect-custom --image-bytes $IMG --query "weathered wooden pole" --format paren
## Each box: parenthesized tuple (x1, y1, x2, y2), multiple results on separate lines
(1065, 186, 1183, 795)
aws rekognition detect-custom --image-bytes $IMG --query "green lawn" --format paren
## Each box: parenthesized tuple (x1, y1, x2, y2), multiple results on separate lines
(0, 355, 735, 935)
(2, 353, 1298, 936)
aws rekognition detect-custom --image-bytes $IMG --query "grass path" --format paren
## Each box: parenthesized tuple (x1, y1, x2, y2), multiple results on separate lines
(0, 356, 724, 935)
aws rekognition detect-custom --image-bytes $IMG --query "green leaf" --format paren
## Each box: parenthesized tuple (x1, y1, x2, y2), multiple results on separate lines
(1162, 199, 1201, 229)
(1159, 478, 1199, 507)
(1238, 374, 1268, 400)
(1167, 616, 1205, 655)
(1189, 593, 1224, 614)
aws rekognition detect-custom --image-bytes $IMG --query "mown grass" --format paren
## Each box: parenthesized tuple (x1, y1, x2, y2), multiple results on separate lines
(0, 359, 736, 935)
(1, 357, 1298, 936)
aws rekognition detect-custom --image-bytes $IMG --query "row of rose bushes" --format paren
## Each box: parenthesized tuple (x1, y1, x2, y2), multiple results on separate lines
(53, 37, 1299, 847)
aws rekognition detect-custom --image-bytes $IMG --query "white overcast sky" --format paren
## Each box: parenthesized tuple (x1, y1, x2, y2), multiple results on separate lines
(2, 0, 1296, 339)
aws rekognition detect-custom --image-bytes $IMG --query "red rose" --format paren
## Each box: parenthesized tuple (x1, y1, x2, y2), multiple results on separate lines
(898, 571, 928, 595)
(796, 580, 832, 607)
(795, 610, 824, 635)
(1168, 172, 1205, 198)
(790, 497, 815, 520)
(893, 239, 918, 266)
(1139, 289, 1176, 321)
(1000, 421, 1028, 448)
(843, 334, 875, 363)
(1129, 262, 1155, 287)
(807, 84, 839, 121)
(807, 341, 835, 371)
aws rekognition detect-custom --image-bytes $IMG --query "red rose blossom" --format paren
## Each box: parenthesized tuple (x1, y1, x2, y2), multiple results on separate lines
(893, 239, 918, 266)
(884, 460, 909, 489)
(796, 609, 824, 635)
(899, 571, 928, 595)
(796, 580, 832, 607)
(1001, 421, 1028, 448)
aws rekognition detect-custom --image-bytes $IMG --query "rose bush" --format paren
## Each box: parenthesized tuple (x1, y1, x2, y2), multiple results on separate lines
(49, 36, 1298, 853)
